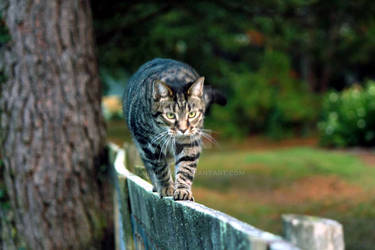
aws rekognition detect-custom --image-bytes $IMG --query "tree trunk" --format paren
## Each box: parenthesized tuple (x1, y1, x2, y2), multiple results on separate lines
(0, 0, 113, 249)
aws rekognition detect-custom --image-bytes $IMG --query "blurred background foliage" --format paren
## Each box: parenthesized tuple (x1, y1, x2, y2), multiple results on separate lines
(319, 81, 375, 147)
(92, 0, 375, 146)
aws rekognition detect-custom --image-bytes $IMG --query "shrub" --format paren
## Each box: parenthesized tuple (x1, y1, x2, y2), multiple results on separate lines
(206, 50, 319, 139)
(319, 81, 375, 147)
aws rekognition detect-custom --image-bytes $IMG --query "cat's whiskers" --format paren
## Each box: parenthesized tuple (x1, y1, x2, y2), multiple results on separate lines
(167, 136, 174, 155)
(151, 131, 168, 145)
(172, 136, 176, 153)
(200, 130, 217, 146)
(155, 139, 166, 160)
(154, 130, 168, 140)
(158, 136, 167, 160)
(160, 133, 174, 160)
(201, 128, 213, 134)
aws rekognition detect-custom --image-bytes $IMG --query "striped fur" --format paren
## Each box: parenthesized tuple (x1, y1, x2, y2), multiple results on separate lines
(123, 58, 218, 201)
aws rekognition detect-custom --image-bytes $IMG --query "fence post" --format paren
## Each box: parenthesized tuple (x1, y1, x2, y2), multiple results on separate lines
(282, 214, 344, 250)
(123, 143, 149, 181)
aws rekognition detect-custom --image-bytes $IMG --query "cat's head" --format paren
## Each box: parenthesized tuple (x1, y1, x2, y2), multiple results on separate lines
(152, 77, 205, 138)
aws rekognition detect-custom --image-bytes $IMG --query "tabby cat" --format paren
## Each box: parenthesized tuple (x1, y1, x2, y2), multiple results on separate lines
(122, 58, 225, 201)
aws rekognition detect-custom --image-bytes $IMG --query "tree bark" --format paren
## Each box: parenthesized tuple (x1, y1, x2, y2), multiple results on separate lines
(0, 0, 113, 249)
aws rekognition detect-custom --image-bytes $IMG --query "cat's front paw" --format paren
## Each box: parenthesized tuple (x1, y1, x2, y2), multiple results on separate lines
(173, 188, 194, 201)
(160, 185, 175, 197)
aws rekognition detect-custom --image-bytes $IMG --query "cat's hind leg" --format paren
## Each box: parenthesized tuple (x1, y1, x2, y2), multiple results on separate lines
(137, 141, 175, 197)
(143, 159, 174, 197)
(154, 161, 175, 197)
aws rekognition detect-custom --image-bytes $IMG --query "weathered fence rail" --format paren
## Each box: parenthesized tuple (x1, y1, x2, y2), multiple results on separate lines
(109, 143, 344, 250)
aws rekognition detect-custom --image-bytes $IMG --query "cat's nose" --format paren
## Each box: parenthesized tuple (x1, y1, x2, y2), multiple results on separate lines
(179, 128, 188, 134)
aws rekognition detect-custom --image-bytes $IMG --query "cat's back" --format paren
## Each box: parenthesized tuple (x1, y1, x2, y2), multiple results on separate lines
(127, 58, 199, 89)
(123, 58, 200, 115)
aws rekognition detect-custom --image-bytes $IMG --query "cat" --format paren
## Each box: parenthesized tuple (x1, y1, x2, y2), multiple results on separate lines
(122, 58, 225, 201)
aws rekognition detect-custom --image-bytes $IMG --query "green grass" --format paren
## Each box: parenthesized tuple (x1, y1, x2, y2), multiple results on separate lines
(194, 147, 375, 250)
(196, 147, 375, 190)
(245, 147, 372, 179)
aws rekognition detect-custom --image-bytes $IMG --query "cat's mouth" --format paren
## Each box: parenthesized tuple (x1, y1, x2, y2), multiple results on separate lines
(169, 129, 197, 138)
(176, 134, 192, 139)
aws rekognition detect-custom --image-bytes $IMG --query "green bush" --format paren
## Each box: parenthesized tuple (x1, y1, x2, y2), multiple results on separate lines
(206, 50, 319, 139)
(319, 81, 375, 147)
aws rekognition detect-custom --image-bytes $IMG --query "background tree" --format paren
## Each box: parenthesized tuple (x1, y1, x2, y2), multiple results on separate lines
(0, 0, 113, 249)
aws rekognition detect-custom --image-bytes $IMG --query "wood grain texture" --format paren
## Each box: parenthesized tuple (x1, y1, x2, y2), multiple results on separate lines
(0, 0, 113, 249)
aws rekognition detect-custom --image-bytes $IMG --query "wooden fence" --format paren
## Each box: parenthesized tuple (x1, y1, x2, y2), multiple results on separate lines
(109, 143, 345, 250)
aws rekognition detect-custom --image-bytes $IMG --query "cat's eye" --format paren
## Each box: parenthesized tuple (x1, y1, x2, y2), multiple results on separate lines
(188, 111, 197, 118)
(166, 112, 175, 119)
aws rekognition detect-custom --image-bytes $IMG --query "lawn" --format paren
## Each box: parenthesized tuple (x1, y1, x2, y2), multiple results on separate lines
(195, 146, 375, 250)
(107, 122, 375, 250)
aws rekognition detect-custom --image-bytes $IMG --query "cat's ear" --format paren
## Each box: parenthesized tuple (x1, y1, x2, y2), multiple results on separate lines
(153, 80, 173, 100)
(188, 77, 204, 97)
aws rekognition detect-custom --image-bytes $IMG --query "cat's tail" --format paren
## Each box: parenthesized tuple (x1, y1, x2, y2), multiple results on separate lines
(204, 85, 227, 114)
